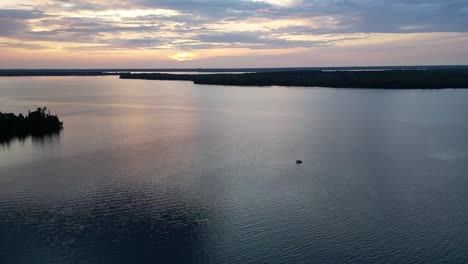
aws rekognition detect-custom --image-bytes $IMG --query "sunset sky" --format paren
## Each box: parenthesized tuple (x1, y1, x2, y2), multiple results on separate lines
(1, 0, 467, 68)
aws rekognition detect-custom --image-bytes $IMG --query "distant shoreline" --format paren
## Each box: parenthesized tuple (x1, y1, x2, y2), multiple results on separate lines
(1, 67, 468, 89)
(1, 65, 468, 76)
(0, 71, 118, 77)
(120, 70, 468, 89)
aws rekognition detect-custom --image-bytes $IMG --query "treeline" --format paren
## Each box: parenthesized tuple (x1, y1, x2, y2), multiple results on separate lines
(120, 70, 468, 89)
(0, 107, 63, 143)
(0, 70, 118, 77)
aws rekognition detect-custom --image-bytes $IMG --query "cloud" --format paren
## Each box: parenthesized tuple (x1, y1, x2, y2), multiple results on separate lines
(196, 32, 328, 49)
(0, 0, 467, 53)
(0, 9, 45, 19)
(0, 42, 49, 50)
(289, 0, 468, 33)
(0, 9, 49, 36)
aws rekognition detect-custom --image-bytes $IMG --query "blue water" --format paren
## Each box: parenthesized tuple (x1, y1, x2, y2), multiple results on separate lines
(1, 76, 468, 263)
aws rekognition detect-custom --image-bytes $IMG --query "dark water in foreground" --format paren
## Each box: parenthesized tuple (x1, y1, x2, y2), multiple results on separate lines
(1, 77, 468, 264)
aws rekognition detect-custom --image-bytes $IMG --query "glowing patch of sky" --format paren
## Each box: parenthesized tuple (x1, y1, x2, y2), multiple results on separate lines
(250, 0, 300, 7)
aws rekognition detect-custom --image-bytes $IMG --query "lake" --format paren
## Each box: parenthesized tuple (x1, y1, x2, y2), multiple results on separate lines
(1, 76, 468, 263)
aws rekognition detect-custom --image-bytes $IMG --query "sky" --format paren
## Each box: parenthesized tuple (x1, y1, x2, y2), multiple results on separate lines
(0, 0, 467, 68)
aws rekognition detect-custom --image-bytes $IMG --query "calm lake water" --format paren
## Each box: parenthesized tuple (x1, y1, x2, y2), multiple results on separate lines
(1, 76, 468, 263)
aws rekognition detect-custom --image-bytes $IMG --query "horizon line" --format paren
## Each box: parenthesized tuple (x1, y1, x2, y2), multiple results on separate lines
(1, 65, 468, 71)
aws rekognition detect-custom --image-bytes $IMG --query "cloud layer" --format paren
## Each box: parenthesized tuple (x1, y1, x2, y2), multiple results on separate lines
(0, 0, 467, 66)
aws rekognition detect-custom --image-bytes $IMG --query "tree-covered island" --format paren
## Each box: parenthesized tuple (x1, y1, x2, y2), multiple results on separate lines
(0, 107, 63, 143)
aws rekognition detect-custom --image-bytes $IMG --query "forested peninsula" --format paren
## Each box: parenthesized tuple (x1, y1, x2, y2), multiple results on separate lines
(120, 70, 468, 89)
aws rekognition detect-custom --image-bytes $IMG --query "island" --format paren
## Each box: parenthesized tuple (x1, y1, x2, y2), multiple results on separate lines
(120, 69, 468, 89)
(0, 107, 63, 143)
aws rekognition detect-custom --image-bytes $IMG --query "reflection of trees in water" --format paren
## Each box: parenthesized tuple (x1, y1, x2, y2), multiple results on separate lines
(31, 129, 62, 146)
(0, 129, 62, 147)
(0, 185, 209, 264)
(0, 134, 27, 146)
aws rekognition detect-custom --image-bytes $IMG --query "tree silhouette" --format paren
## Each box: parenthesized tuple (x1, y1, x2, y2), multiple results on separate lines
(0, 107, 63, 144)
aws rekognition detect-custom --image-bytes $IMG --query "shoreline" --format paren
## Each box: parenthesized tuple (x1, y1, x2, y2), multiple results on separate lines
(1, 68, 468, 89)
(120, 70, 468, 89)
